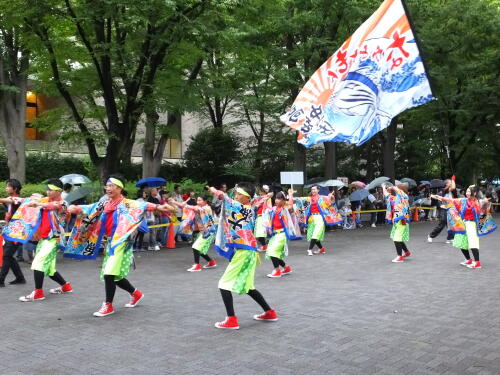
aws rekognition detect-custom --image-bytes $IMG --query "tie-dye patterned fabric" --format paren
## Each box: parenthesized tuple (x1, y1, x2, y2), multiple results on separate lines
(385, 189, 409, 224)
(2, 197, 67, 244)
(294, 195, 343, 227)
(64, 198, 149, 260)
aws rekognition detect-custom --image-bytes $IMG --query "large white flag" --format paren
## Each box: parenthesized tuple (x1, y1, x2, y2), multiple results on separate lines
(281, 0, 434, 147)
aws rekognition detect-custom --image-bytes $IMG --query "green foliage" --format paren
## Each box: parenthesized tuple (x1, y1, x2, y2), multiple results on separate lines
(183, 127, 240, 184)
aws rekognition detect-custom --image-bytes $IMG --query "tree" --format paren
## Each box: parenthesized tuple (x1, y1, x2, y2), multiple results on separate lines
(26, 0, 208, 179)
(0, 2, 29, 183)
(183, 127, 240, 184)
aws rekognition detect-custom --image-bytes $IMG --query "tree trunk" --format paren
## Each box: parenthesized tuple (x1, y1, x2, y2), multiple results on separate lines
(324, 142, 336, 179)
(382, 119, 397, 182)
(0, 48, 28, 183)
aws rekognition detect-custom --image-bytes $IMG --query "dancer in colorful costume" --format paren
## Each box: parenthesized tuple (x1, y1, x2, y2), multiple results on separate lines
(0, 179, 26, 287)
(432, 185, 497, 269)
(2, 179, 73, 301)
(169, 194, 217, 272)
(427, 176, 457, 244)
(253, 186, 272, 252)
(66, 175, 174, 317)
(264, 190, 301, 278)
(209, 182, 277, 330)
(383, 183, 412, 263)
(290, 185, 343, 256)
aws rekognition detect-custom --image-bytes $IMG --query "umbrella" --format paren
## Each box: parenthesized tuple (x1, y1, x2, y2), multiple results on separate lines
(304, 177, 326, 188)
(64, 186, 93, 204)
(367, 176, 390, 190)
(135, 177, 166, 188)
(349, 180, 366, 188)
(430, 179, 445, 189)
(420, 180, 431, 185)
(400, 178, 417, 188)
(60, 174, 91, 185)
(321, 179, 345, 187)
(349, 188, 370, 201)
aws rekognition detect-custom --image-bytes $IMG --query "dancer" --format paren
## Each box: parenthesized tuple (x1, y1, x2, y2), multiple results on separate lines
(169, 194, 217, 272)
(432, 185, 497, 269)
(264, 190, 301, 278)
(0, 179, 26, 287)
(383, 183, 411, 263)
(209, 182, 277, 330)
(290, 185, 343, 256)
(427, 176, 457, 243)
(66, 175, 174, 317)
(2, 179, 73, 301)
(253, 186, 272, 252)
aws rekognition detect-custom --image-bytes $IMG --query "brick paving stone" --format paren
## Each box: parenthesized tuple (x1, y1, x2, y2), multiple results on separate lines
(0, 218, 499, 374)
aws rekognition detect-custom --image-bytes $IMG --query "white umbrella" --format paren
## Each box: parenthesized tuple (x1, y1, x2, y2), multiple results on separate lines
(367, 176, 390, 190)
(320, 179, 345, 187)
(60, 174, 91, 185)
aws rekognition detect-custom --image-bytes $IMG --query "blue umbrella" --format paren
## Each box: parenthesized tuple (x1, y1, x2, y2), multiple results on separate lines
(135, 177, 166, 188)
(349, 188, 370, 201)
(420, 180, 431, 185)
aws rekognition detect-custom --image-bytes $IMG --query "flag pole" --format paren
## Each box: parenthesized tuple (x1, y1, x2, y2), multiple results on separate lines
(400, 0, 436, 98)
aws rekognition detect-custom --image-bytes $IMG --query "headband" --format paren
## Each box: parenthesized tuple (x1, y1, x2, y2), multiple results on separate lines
(47, 184, 62, 191)
(467, 185, 476, 191)
(107, 178, 124, 189)
(236, 187, 250, 197)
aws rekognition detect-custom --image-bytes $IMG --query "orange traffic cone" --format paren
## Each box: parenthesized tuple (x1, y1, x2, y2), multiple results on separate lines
(166, 222, 176, 249)
(413, 207, 419, 222)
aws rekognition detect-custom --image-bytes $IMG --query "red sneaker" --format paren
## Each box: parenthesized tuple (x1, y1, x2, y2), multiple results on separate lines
(460, 259, 473, 266)
(187, 264, 202, 272)
(253, 309, 278, 321)
(93, 302, 115, 317)
(203, 259, 217, 269)
(467, 261, 482, 269)
(318, 248, 326, 254)
(125, 289, 144, 308)
(404, 251, 411, 257)
(282, 265, 292, 275)
(267, 269, 282, 278)
(392, 256, 404, 263)
(215, 316, 239, 329)
(19, 289, 45, 302)
(50, 282, 73, 294)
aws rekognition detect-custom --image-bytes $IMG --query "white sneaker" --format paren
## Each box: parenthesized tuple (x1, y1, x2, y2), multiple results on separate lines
(307, 250, 313, 256)
(312, 249, 320, 254)
(154, 245, 160, 251)
(371, 223, 376, 228)
(147, 246, 155, 251)
(427, 236, 433, 243)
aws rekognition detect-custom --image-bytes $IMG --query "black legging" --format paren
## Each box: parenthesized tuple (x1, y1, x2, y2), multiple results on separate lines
(34, 270, 66, 289)
(193, 249, 212, 264)
(308, 240, 322, 250)
(270, 256, 285, 268)
(462, 248, 479, 261)
(220, 288, 271, 317)
(257, 237, 266, 247)
(104, 275, 135, 303)
(394, 241, 409, 256)
(0, 241, 25, 283)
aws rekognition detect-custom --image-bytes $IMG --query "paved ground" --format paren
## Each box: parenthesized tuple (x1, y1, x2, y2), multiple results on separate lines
(0, 217, 499, 375)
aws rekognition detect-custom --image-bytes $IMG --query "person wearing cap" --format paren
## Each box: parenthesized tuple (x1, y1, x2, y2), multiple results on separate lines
(67, 175, 175, 317)
(2, 179, 74, 301)
(432, 185, 497, 269)
(382, 183, 412, 263)
(0, 179, 26, 287)
(208, 182, 278, 330)
(264, 190, 301, 278)
(427, 176, 457, 244)
(290, 185, 343, 256)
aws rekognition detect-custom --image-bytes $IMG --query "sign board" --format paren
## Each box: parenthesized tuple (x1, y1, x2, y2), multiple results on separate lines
(280, 171, 304, 185)
(338, 177, 349, 185)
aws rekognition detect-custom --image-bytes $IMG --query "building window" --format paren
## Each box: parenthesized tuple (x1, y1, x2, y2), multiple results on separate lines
(165, 138, 182, 159)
